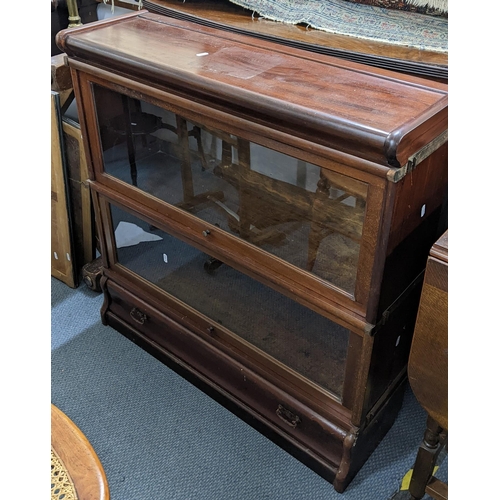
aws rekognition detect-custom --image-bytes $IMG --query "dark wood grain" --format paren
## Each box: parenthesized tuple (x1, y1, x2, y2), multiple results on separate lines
(408, 231, 448, 429)
(62, 119, 95, 270)
(58, 12, 448, 493)
(426, 476, 448, 500)
(56, 11, 447, 168)
(144, 0, 447, 80)
(407, 230, 448, 500)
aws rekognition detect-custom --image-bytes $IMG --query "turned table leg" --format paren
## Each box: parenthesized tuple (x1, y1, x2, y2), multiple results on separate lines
(409, 415, 445, 500)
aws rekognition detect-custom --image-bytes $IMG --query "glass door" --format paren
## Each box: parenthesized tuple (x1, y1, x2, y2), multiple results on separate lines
(93, 83, 369, 298)
(107, 201, 351, 399)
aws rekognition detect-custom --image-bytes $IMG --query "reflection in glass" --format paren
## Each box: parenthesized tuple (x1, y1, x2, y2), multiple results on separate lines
(110, 203, 349, 396)
(94, 84, 367, 294)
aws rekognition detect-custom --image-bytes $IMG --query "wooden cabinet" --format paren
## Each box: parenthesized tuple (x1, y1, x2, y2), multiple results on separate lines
(56, 11, 447, 492)
(51, 90, 77, 288)
(408, 230, 448, 500)
(51, 54, 96, 287)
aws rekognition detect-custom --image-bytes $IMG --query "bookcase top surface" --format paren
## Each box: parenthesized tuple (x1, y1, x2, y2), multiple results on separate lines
(57, 11, 447, 167)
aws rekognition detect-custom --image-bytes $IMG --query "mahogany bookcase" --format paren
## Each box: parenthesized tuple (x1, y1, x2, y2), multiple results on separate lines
(57, 11, 447, 492)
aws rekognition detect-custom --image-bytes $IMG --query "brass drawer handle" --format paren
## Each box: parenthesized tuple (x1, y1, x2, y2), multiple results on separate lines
(130, 307, 148, 325)
(276, 404, 301, 428)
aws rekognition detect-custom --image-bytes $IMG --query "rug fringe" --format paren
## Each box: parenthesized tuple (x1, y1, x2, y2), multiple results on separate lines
(406, 0, 447, 12)
(228, 0, 448, 53)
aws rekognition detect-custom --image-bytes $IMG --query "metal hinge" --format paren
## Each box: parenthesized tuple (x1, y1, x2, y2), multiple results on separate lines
(370, 271, 425, 336)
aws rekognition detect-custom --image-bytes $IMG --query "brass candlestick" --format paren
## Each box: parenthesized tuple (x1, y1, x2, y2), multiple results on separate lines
(66, 0, 82, 28)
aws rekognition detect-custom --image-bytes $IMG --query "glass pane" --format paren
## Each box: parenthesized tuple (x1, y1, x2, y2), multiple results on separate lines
(95, 84, 367, 294)
(110, 203, 349, 397)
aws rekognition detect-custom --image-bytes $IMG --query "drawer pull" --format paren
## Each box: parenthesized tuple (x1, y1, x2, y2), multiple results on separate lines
(276, 404, 301, 428)
(130, 307, 148, 325)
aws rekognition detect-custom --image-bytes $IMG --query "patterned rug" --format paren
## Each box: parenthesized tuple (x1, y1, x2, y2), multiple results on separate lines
(228, 0, 448, 52)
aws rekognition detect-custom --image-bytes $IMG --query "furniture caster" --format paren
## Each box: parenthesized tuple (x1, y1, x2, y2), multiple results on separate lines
(204, 257, 224, 274)
(82, 257, 103, 292)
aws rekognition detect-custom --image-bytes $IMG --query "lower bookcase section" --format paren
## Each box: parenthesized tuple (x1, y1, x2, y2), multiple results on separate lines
(100, 275, 406, 492)
(108, 202, 351, 398)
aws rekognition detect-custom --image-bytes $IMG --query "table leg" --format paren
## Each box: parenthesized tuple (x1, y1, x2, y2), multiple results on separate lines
(409, 415, 445, 500)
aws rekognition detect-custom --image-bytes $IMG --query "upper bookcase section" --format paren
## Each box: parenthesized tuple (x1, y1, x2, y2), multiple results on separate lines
(56, 11, 447, 170)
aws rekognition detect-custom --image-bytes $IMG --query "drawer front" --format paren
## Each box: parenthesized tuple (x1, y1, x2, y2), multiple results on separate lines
(89, 81, 383, 315)
(104, 278, 349, 471)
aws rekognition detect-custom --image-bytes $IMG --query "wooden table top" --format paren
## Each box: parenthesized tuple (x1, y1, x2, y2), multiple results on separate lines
(408, 230, 448, 430)
(51, 404, 110, 500)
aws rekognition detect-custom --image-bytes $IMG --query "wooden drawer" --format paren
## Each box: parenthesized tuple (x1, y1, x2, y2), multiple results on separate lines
(104, 277, 349, 479)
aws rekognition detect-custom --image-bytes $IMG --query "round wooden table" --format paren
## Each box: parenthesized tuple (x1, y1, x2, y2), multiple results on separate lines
(51, 404, 110, 500)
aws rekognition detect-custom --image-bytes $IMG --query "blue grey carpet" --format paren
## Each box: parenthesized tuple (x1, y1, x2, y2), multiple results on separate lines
(51, 276, 447, 499)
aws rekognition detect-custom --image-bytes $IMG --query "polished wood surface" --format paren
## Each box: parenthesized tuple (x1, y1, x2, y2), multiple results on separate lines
(409, 415, 447, 500)
(426, 476, 448, 500)
(51, 404, 110, 500)
(52, 52, 96, 284)
(407, 230, 448, 500)
(57, 13, 448, 493)
(408, 230, 448, 429)
(56, 11, 447, 168)
(52, 91, 76, 288)
(62, 119, 95, 269)
(144, 0, 447, 80)
(58, 12, 447, 323)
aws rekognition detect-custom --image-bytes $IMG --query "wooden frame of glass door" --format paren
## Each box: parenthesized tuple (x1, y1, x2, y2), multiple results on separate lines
(72, 66, 391, 325)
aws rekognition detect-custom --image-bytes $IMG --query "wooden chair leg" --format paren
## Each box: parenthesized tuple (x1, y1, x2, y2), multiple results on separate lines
(121, 94, 138, 186)
(307, 172, 331, 271)
(409, 415, 445, 500)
